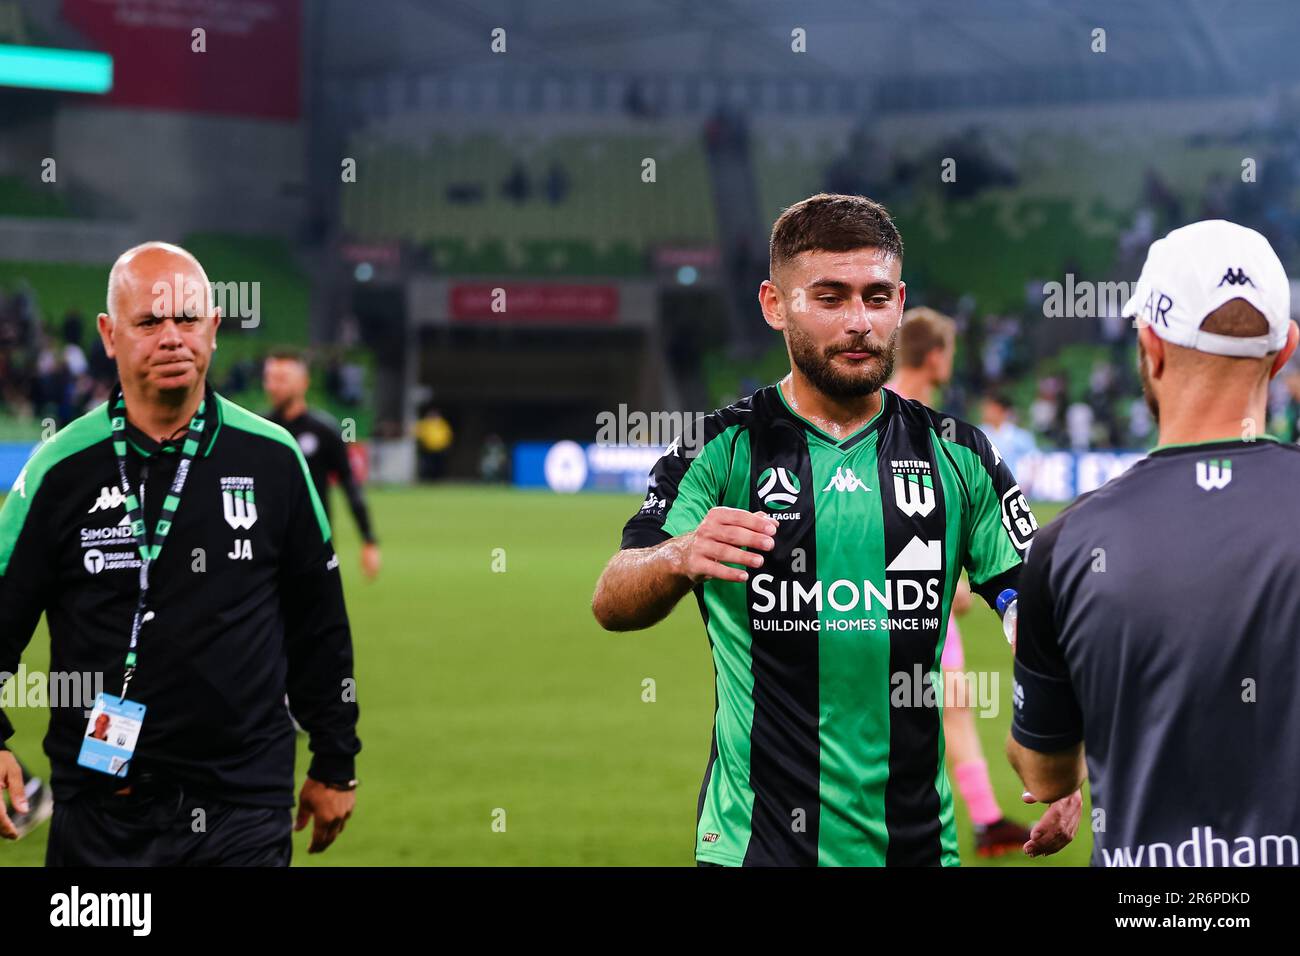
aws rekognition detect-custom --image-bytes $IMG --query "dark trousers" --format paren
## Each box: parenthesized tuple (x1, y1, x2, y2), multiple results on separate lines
(46, 775, 292, 867)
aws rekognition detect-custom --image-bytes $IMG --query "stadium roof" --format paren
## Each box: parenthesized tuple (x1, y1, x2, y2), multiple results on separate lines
(320, 0, 1300, 87)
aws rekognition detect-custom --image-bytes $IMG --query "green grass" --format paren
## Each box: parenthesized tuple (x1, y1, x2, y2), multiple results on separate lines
(1, 489, 1088, 866)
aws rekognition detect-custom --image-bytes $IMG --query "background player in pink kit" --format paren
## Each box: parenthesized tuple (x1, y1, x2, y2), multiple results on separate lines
(889, 307, 1032, 857)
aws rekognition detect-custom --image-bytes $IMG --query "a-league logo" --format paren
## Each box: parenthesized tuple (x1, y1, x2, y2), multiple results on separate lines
(220, 476, 258, 529)
(757, 467, 800, 510)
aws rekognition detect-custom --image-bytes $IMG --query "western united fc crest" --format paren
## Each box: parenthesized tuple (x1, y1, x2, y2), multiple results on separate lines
(220, 476, 258, 530)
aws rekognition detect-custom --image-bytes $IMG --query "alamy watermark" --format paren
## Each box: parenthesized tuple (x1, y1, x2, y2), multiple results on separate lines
(890, 664, 1001, 718)
(0, 666, 104, 716)
(151, 273, 261, 329)
(595, 405, 706, 457)
(1041, 274, 1136, 319)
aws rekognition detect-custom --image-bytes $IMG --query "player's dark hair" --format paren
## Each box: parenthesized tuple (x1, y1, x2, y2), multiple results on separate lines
(898, 307, 955, 368)
(769, 193, 903, 279)
(983, 391, 1013, 409)
(1200, 297, 1270, 338)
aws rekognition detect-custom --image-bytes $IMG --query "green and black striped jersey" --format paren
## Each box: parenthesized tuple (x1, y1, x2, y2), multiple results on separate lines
(621, 383, 1037, 866)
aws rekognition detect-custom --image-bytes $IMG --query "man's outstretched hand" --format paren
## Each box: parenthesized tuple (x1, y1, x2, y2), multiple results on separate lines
(1020, 788, 1082, 857)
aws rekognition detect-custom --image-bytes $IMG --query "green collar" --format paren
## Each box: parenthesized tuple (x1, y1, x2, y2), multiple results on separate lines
(112, 381, 224, 459)
(774, 380, 888, 449)
(1150, 434, 1279, 454)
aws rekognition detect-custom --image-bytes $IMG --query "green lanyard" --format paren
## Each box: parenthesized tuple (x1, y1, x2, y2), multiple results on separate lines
(109, 387, 206, 699)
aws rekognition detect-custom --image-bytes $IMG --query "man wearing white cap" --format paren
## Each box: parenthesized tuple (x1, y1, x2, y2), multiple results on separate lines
(1006, 220, 1300, 866)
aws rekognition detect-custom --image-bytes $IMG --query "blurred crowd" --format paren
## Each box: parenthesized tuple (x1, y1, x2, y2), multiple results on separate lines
(0, 289, 371, 430)
(0, 293, 115, 428)
(790, 88, 1300, 453)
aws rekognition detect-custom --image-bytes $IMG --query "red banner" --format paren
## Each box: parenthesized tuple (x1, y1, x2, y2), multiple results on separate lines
(449, 284, 620, 323)
(62, 0, 300, 119)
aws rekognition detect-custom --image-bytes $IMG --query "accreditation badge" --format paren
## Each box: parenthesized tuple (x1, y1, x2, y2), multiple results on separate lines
(77, 693, 147, 777)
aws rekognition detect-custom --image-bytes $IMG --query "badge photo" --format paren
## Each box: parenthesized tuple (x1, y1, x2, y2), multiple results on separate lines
(77, 693, 147, 777)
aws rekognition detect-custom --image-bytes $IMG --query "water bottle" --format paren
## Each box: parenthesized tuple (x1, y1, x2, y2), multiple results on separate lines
(996, 588, 1018, 647)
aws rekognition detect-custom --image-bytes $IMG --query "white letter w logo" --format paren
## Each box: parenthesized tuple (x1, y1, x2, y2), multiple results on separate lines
(1195, 459, 1232, 491)
(223, 488, 258, 529)
(893, 473, 936, 516)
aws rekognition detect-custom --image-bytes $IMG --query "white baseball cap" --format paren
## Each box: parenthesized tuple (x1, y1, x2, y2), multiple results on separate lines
(1121, 219, 1291, 358)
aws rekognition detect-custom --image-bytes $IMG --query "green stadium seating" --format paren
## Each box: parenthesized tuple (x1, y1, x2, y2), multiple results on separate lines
(341, 128, 717, 275)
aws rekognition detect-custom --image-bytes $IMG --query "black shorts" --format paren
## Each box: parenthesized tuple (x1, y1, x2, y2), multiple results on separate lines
(46, 775, 293, 867)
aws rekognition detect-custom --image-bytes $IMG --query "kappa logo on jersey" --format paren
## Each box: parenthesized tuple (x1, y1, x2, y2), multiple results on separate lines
(757, 466, 801, 510)
(1196, 458, 1232, 491)
(640, 491, 667, 514)
(822, 466, 870, 493)
(1000, 485, 1037, 552)
(88, 486, 127, 514)
(220, 476, 258, 529)
(12, 466, 26, 499)
(885, 536, 942, 572)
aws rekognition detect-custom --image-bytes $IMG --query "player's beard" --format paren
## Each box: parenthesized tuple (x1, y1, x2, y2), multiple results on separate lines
(1138, 339, 1159, 422)
(786, 322, 899, 400)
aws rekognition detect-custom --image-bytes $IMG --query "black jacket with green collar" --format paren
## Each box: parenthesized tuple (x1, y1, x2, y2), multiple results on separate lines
(0, 382, 360, 807)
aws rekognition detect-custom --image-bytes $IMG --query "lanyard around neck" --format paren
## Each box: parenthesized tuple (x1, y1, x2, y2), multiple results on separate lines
(109, 387, 206, 697)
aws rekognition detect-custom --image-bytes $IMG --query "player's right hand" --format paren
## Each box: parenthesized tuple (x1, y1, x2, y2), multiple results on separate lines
(677, 508, 778, 585)
(0, 749, 28, 840)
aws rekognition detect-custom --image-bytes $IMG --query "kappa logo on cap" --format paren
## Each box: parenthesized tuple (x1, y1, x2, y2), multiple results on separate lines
(1217, 268, 1254, 288)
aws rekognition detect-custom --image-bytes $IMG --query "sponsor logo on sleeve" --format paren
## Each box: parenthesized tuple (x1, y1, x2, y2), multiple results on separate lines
(1001, 485, 1037, 552)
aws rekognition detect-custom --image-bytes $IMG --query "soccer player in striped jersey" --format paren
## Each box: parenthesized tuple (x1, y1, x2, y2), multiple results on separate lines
(593, 193, 1079, 866)
(890, 307, 1033, 857)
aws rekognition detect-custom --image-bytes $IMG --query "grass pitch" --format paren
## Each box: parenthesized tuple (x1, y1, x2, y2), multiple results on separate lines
(1, 487, 1088, 866)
